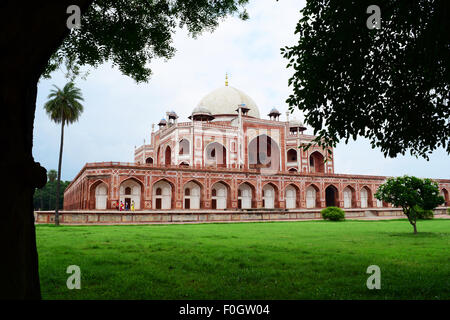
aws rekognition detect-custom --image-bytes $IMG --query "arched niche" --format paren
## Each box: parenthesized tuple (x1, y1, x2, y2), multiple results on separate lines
(205, 142, 227, 168)
(309, 151, 324, 173)
(285, 184, 300, 209)
(248, 134, 280, 171)
(120, 178, 143, 210)
(211, 182, 230, 209)
(306, 184, 320, 208)
(238, 182, 256, 209)
(183, 181, 202, 209)
(152, 180, 174, 209)
(325, 185, 339, 207)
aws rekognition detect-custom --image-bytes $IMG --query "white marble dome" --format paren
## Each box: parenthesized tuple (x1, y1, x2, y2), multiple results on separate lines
(197, 86, 260, 118)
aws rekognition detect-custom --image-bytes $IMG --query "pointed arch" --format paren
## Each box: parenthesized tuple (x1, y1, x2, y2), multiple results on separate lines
(156, 146, 161, 165)
(211, 181, 231, 209)
(238, 181, 256, 209)
(287, 148, 298, 162)
(440, 188, 449, 206)
(343, 185, 356, 208)
(309, 151, 324, 173)
(183, 179, 204, 209)
(248, 134, 280, 171)
(152, 178, 175, 209)
(205, 142, 227, 168)
(89, 179, 109, 210)
(179, 138, 190, 155)
(360, 186, 373, 208)
(165, 145, 172, 165)
(285, 183, 300, 209)
(305, 183, 320, 208)
(119, 177, 144, 210)
(325, 184, 339, 207)
(262, 182, 279, 208)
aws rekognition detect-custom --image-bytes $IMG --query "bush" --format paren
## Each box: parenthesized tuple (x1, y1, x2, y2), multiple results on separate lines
(412, 206, 434, 220)
(321, 207, 345, 221)
(447, 208, 450, 215)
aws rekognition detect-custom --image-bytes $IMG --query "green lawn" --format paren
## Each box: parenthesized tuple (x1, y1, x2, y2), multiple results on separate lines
(36, 219, 450, 300)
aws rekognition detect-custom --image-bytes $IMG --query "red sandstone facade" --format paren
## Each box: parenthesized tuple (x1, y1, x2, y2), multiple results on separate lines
(63, 84, 450, 212)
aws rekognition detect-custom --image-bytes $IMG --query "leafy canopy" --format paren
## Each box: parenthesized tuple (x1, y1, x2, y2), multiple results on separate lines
(47, 169, 58, 183)
(282, 0, 450, 159)
(43, 0, 249, 82)
(44, 82, 84, 124)
(375, 175, 444, 221)
(34, 179, 71, 211)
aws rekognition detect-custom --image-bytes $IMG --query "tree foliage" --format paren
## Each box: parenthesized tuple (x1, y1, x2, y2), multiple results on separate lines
(411, 205, 434, 220)
(34, 178, 71, 211)
(375, 175, 444, 233)
(43, 0, 249, 82)
(44, 82, 84, 124)
(282, 0, 450, 159)
(47, 169, 57, 183)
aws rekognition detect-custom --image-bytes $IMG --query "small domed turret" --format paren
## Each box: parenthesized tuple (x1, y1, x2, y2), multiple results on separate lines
(268, 107, 281, 120)
(189, 106, 215, 121)
(289, 118, 307, 133)
(158, 118, 167, 127)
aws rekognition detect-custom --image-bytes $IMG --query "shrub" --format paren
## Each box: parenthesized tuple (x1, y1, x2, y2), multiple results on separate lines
(321, 206, 345, 221)
(447, 208, 450, 215)
(412, 206, 434, 220)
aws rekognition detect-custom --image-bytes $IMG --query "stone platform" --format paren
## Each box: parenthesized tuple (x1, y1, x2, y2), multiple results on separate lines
(34, 207, 449, 225)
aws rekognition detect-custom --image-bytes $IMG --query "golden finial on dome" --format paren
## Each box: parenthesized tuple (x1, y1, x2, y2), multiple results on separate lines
(225, 73, 228, 86)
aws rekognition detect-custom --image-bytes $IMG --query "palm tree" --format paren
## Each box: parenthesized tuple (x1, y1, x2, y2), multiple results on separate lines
(47, 169, 57, 183)
(44, 82, 84, 225)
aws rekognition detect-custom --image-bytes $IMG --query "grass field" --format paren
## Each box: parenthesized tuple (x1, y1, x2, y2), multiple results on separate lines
(36, 219, 450, 300)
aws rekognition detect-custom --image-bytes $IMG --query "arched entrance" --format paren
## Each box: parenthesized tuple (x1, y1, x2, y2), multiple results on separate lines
(309, 151, 324, 173)
(183, 181, 201, 209)
(360, 186, 372, 208)
(248, 134, 280, 171)
(120, 179, 142, 210)
(238, 183, 254, 209)
(325, 185, 339, 207)
(287, 149, 297, 162)
(211, 182, 228, 209)
(95, 183, 108, 209)
(145, 157, 153, 164)
(165, 146, 172, 165)
(205, 142, 227, 168)
(343, 186, 355, 208)
(306, 184, 319, 208)
(262, 184, 276, 209)
(441, 189, 449, 206)
(285, 184, 299, 209)
(152, 180, 173, 209)
(179, 139, 190, 155)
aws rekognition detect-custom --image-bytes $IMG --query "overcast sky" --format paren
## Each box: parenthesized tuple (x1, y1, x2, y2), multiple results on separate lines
(33, 0, 449, 181)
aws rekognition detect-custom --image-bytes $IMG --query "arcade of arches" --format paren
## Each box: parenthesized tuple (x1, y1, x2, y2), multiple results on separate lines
(65, 164, 449, 212)
(69, 166, 441, 211)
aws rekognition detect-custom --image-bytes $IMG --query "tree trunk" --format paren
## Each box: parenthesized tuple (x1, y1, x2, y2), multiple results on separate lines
(0, 0, 93, 299)
(55, 113, 65, 226)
